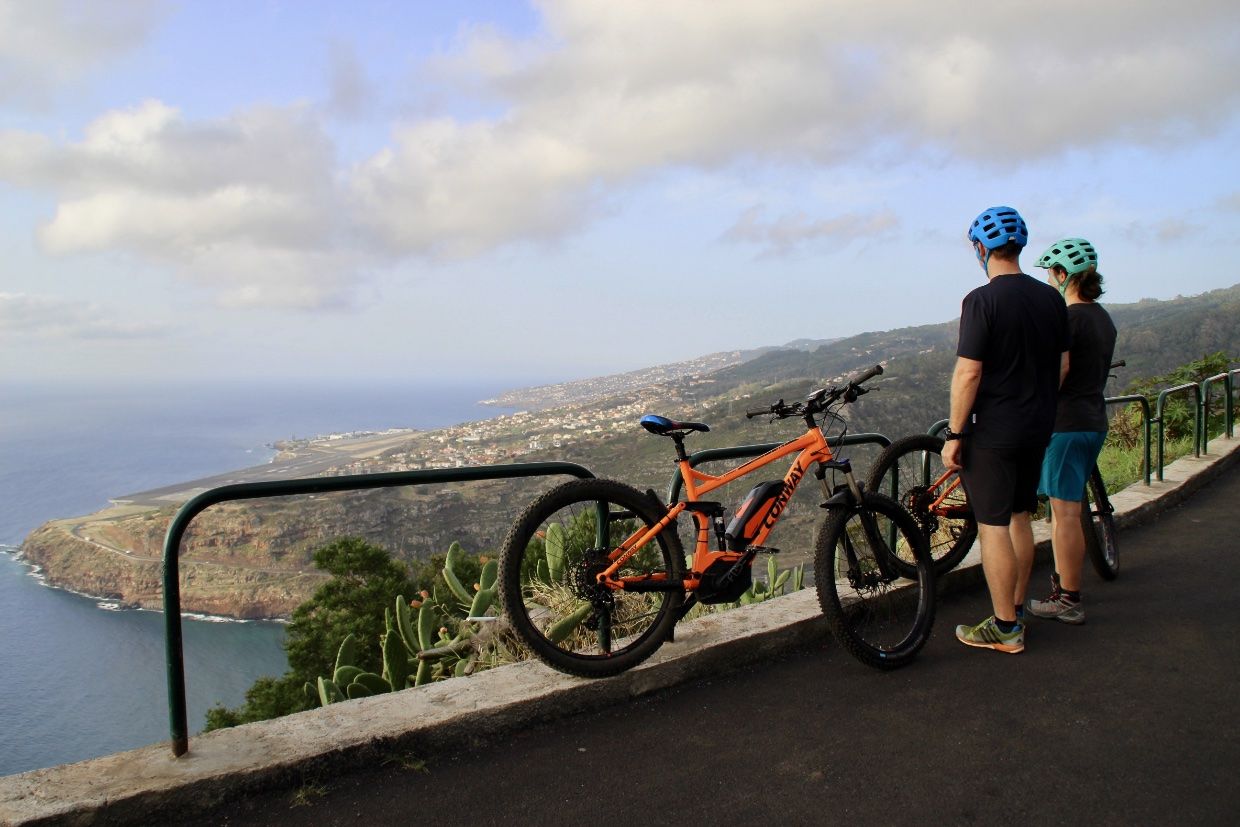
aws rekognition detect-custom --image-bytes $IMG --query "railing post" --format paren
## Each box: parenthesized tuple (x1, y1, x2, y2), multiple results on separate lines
(1154, 384, 1202, 481)
(1229, 370, 1240, 440)
(1200, 373, 1230, 454)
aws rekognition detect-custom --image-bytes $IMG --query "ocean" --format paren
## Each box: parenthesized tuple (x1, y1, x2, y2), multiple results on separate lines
(0, 380, 521, 776)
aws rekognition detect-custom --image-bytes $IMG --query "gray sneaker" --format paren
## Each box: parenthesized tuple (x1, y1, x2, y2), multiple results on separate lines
(1027, 592, 1085, 624)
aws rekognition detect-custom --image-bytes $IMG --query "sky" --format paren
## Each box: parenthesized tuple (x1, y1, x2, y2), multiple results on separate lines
(1, 0, 1238, 388)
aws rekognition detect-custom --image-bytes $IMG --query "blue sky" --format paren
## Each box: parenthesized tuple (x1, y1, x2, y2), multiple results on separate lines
(2, 0, 1238, 387)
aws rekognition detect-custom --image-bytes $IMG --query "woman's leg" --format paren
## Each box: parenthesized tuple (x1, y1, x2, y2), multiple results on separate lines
(1049, 496, 1085, 592)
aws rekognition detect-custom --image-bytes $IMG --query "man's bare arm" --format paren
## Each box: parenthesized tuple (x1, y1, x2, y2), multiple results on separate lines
(942, 356, 983, 471)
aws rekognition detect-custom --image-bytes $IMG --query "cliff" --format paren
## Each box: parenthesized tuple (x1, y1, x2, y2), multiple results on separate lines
(18, 523, 327, 619)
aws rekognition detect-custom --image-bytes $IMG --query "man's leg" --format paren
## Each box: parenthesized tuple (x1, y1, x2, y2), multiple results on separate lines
(978, 522, 1019, 623)
(1010, 511, 1035, 608)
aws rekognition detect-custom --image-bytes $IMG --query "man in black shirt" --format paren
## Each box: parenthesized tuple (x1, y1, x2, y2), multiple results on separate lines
(942, 206, 1070, 654)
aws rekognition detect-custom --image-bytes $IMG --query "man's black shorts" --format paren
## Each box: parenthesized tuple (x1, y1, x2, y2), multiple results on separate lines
(958, 439, 1049, 526)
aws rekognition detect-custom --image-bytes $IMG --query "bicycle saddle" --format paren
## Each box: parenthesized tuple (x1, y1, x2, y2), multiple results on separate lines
(640, 414, 711, 436)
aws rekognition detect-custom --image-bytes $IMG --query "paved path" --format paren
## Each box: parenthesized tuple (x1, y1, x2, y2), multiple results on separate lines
(186, 463, 1240, 826)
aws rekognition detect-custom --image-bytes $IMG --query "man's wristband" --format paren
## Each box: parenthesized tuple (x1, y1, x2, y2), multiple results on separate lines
(943, 428, 967, 442)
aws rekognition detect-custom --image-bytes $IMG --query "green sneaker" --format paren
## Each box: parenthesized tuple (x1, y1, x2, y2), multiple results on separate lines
(955, 616, 1025, 654)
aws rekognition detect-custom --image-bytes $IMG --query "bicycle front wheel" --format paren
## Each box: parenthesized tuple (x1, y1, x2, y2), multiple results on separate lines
(867, 434, 977, 577)
(815, 492, 935, 670)
(1081, 466, 1119, 580)
(498, 478, 684, 678)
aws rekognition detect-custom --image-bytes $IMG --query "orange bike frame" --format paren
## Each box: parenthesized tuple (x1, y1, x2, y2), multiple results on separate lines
(601, 424, 838, 593)
(925, 469, 962, 513)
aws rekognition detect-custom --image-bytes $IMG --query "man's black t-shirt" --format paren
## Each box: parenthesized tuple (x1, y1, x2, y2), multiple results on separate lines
(956, 273, 1069, 446)
(1055, 302, 1117, 432)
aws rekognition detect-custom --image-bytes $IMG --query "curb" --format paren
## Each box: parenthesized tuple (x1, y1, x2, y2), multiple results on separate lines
(3, 437, 1237, 826)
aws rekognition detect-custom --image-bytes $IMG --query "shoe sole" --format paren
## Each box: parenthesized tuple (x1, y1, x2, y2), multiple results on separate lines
(1027, 603, 1086, 625)
(955, 631, 1025, 654)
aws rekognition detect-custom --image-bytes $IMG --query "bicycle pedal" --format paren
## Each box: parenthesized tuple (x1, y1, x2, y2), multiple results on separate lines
(751, 546, 780, 555)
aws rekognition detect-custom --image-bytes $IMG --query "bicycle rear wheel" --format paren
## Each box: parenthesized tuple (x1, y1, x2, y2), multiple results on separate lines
(867, 434, 977, 576)
(498, 478, 684, 678)
(815, 492, 935, 670)
(1081, 466, 1119, 580)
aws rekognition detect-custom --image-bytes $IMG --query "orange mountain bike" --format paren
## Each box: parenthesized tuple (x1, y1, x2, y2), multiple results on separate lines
(498, 366, 935, 676)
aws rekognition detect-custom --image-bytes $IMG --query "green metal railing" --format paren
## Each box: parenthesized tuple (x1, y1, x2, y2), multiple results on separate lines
(665, 434, 892, 504)
(162, 461, 594, 757)
(1201, 370, 1238, 451)
(1154, 383, 1202, 481)
(1106, 395, 1153, 486)
(926, 370, 1240, 486)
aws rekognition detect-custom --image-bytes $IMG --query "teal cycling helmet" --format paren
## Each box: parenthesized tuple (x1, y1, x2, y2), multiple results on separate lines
(1036, 237, 1098, 276)
(967, 206, 1028, 249)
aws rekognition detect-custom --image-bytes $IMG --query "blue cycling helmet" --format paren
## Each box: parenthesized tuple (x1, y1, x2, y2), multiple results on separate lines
(967, 206, 1029, 250)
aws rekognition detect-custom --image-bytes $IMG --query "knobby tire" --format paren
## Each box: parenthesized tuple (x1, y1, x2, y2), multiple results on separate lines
(498, 478, 684, 678)
(1081, 466, 1119, 580)
(815, 492, 935, 669)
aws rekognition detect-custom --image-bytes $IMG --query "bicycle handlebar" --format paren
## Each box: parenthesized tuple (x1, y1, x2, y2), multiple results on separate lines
(746, 401, 781, 419)
(853, 364, 884, 386)
(745, 364, 884, 420)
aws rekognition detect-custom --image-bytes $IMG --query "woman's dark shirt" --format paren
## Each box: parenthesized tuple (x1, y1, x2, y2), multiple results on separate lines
(1055, 302, 1117, 432)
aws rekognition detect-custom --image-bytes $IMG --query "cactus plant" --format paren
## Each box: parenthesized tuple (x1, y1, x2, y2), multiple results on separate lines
(333, 665, 365, 687)
(545, 523, 566, 582)
(382, 628, 409, 691)
(352, 671, 391, 695)
(335, 634, 358, 673)
(316, 676, 343, 706)
(395, 594, 420, 654)
(443, 541, 474, 607)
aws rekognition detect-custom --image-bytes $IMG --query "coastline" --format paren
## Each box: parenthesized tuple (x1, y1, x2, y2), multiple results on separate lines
(1, 543, 277, 624)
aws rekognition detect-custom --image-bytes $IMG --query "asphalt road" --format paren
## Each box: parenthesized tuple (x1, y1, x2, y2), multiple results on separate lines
(186, 464, 1240, 826)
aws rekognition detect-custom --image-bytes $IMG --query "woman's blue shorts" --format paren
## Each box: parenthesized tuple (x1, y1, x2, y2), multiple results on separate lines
(1039, 431, 1107, 501)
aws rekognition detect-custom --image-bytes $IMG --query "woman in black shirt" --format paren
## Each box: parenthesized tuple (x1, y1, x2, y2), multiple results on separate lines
(1029, 238, 1117, 625)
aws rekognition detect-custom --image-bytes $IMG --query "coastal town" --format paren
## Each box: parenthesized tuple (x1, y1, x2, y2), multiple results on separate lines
(283, 381, 700, 477)
(255, 349, 765, 480)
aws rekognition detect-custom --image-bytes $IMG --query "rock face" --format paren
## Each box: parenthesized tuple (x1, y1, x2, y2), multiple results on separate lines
(19, 524, 326, 619)
(16, 478, 546, 619)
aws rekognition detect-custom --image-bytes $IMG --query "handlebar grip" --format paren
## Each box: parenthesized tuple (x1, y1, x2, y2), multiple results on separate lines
(745, 408, 769, 419)
(1110, 360, 1126, 369)
(853, 364, 884, 385)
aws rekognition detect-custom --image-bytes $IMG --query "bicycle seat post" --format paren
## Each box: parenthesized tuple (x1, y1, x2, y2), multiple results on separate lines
(671, 434, 689, 462)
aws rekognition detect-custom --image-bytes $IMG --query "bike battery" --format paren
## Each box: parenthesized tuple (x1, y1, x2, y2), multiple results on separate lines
(725, 480, 785, 551)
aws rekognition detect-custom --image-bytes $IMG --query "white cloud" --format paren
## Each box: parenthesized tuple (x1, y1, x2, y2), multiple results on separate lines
(0, 292, 168, 339)
(1119, 218, 1201, 244)
(352, 0, 1240, 257)
(0, 0, 166, 107)
(723, 206, 898, 256)
(0, 100, 359, 308)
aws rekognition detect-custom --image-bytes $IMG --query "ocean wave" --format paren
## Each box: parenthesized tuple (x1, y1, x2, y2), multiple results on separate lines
(4, 562, 270, 622)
